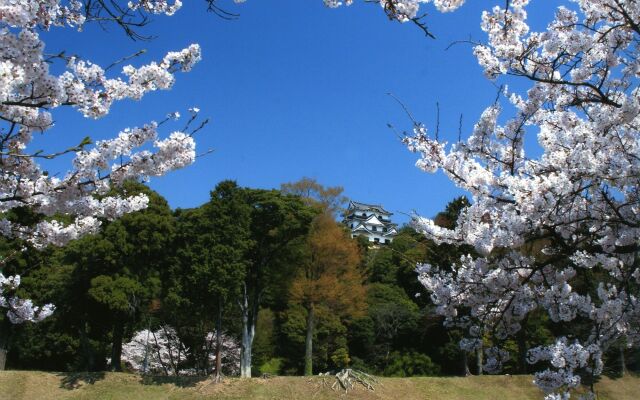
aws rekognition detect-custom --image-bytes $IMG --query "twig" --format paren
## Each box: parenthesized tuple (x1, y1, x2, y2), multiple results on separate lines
(105, 49, 147, 71)
(436, 102, 440, 141)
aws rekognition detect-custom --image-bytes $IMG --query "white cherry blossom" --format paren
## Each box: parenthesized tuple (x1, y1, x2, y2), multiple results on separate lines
(406, 1, 640, 398)
(0, 1, 200, 325)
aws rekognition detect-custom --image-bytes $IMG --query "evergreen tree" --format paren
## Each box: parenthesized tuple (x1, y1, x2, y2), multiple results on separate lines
(164, 181, 251, 379)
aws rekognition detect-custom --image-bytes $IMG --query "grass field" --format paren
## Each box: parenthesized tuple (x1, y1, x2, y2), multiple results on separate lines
(0, 371, 638, 400)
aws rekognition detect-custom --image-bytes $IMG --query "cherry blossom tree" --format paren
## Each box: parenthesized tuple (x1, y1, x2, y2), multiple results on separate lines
(202, 330, 241, 376)
(0, 1, 202, 325)
(396, 0, 640, 398)
(121, 325, 189, 376)
(121, 326, 240, 376)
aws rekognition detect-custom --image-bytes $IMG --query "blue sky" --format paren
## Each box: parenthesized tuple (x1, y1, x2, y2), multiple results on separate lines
(40, 1, 559, 224)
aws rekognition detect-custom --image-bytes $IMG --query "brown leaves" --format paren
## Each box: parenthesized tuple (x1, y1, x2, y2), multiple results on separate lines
(290, 213, 366, 319)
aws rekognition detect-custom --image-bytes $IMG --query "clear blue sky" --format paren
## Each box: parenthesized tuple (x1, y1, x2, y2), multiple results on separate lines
(40, 1, 558, 224)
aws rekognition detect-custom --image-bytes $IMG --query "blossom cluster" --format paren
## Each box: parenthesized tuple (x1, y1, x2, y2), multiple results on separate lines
(0, 273, 54, 323)
(0, 2, 200, 325)
(528, 338, 603, 398)
(0, 0, 85, 28)
(127, 0, 183, 16)
(407, 0, 640, 398)
(303, 1, 466, 22)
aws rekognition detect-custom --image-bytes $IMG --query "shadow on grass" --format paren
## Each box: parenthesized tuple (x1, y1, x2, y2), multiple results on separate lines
(140, 374, 209, 388)
(57, 372, 106, 390)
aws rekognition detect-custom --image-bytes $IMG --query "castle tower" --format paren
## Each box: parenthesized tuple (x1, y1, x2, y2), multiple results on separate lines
(342, 201, 398, 244)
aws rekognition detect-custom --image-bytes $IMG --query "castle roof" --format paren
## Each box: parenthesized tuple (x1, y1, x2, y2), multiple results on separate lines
(343, 213, 397, 228)
(347, 200, 392, 215)
(351, 222, 398, 237)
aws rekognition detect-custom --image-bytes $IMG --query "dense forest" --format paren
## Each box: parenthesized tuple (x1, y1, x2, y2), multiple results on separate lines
(1, 179, 638, 379)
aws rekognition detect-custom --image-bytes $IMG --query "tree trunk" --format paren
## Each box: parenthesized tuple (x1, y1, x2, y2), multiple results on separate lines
(462, 351, 470, 376)
(0, 319, 10, 371)
(240, 315, 254, 378)
(79, 323, 95, 371)
(240, 286, 256, 378)
(214, 298, 223, 382)
(0, 339, 7, 371)
(304, 304, 314, 376)
(476, 346, 483, 375)
(110, 321, 124, 371)
(0, 347, 6, 371)
(142, 326, 150, 374)
(517, 328, 527, 374)
(620, 342, 627, 376)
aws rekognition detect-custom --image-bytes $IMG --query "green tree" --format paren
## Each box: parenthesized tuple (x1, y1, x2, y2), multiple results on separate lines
(165, 181, 251, 379)
(252, 308, 279, 374)
(205, 181, 252, 380)
(238, 188, 316, 377)
(67, 181, 174, 371)
(345, 281, 425, 374)
(383, 351, 440, 377)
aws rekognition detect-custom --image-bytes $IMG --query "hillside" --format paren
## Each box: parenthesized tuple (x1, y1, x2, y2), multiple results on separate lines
(0, 371, 638, 400)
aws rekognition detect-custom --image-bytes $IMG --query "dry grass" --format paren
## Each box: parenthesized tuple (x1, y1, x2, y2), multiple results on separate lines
(0, 371, 638, 399)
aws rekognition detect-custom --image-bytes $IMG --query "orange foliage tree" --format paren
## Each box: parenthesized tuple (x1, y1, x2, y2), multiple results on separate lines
(290, 213, 366, 376)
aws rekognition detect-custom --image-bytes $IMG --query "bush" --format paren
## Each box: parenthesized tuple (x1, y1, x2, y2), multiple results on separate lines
(330, 348, 350, 369)
(383, 352, 440, 377)
(259, 357, 284, 375)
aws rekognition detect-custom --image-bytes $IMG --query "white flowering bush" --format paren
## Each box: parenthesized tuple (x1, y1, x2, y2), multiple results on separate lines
(121, 326, 240, 376)
(402, 0, 640, 398)
(121, 326, 188, 375)
(0, 1, 201, 323)
(202, 330, 241, 376)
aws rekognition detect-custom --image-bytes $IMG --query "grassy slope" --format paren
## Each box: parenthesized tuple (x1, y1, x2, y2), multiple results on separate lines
(0, 371, 638, 400)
